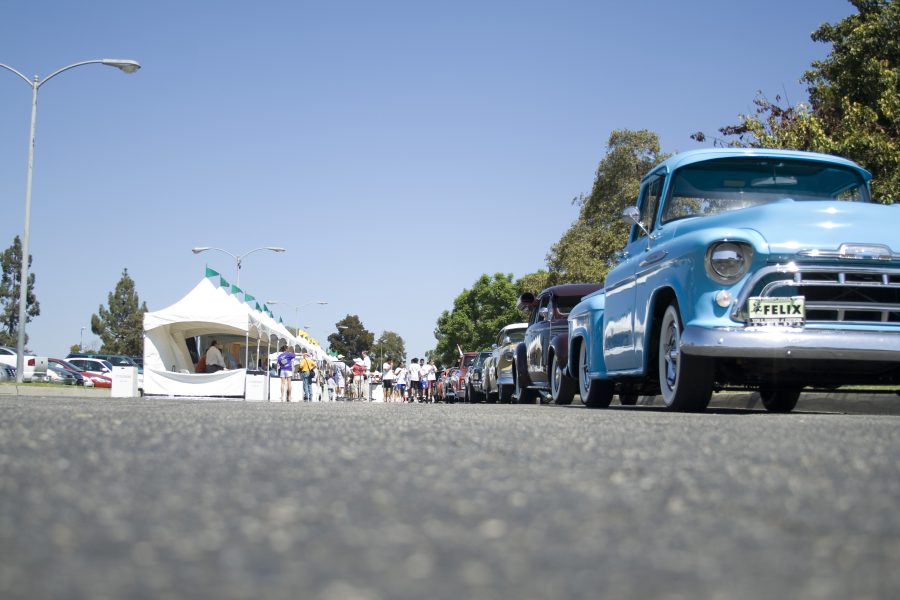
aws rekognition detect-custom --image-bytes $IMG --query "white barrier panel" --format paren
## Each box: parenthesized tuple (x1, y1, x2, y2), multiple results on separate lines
(111, 366, 139, 398)
(245, 374, 268, 402)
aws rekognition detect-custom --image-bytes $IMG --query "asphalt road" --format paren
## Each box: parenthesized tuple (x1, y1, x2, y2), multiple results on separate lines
(1, 394, 898, 600)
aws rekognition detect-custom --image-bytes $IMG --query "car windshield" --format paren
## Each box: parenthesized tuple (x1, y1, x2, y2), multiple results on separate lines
(662, 158, 869, 224)
(505, 330, 526, 344)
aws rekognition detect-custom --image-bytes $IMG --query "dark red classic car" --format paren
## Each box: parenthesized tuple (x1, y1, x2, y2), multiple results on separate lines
(513, 283, 602, 404)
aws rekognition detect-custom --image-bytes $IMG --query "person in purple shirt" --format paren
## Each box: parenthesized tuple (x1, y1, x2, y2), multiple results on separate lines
(276, 345, 296, 402)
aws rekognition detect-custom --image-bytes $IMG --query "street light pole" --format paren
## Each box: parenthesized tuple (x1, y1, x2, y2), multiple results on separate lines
(192, 246, 286, 288)
(80, 327, 85, 351)
(0, 59, 141, 383)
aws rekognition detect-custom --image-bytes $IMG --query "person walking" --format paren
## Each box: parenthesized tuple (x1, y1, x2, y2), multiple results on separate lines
(333, 357, 347, 400)
(275, 345, 296, 402)
(394, 362, 409, 402)
(361, 351, 372, 400)
(408, 358, 421, 402)
(424, 359, 437, 402)
(382, 359, 395, 402)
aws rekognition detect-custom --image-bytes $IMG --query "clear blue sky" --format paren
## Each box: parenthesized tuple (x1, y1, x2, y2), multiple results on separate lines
(1, 0, 856, 361)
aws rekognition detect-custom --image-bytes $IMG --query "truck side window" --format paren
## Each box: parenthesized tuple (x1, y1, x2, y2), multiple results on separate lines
(634, 176, 664, 240)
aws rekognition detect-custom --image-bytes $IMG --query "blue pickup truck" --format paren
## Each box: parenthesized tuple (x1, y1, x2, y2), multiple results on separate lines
(568, 148, 900, 413)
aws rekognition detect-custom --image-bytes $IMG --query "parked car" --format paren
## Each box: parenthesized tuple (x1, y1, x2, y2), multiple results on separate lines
(464, 351, 493, 403)
(43, 363, 82, 385)
(446, 352, 479, 402)
(513, 284, 603, 404)
(48, 358, 95, 387)
(435, 368, 453, 401)
(482, 323, 528, 403)
(67, 352, 140, 369)
(568, 148, 898, 413)
(0, 345, 37, 381)
(0, 363, 15, 382)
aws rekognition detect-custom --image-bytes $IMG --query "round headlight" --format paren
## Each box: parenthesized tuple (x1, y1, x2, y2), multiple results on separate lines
(707, 242, 752, 282)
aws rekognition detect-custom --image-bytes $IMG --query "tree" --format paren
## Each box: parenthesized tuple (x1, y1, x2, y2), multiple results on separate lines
(327, 315, 374, 359)
(371, 331, 406, 365)
(91, 269, 147, 355)
(433, 273, 524, 366)
(0, 236, 39, 347)
(547, 130, 667, 284)
(697, 1, 900, 202)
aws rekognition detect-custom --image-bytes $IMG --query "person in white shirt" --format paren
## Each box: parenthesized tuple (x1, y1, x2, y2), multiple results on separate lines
(205, 340, 226, 373)
(382, 360, 395, 402)
(394, 364, 409, 401)
(408, 358, 421, 402)
(425, 360, 437, 402)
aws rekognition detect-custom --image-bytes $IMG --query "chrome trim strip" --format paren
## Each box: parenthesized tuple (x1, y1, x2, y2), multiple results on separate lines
(681, 325, 900, 361)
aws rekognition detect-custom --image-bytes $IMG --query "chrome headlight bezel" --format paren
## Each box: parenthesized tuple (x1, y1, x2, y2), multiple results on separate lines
(705, 241, 753, 284)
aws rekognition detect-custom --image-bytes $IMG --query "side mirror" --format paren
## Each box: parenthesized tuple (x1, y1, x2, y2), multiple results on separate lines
(502, 336, 511, 345)
(538, 307, 549, 320)
(622, 206, 651, 238)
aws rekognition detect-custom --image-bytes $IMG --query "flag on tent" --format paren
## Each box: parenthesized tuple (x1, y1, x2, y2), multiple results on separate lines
(255, 302, 262, 311)
(231, 284, 243, 295)
(220, 277, 230, 289)
(245, 293, 255, 303)
(205, 266, 219, 278)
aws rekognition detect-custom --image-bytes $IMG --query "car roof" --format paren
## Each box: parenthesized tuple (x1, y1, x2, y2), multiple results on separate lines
(538, 283, 603, 298)
(643, 148, 872, 184)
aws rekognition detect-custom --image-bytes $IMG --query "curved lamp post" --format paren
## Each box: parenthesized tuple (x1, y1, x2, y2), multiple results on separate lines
(192, 246, 286, 288)
(0, 58, 140, 383)
(266, 300, 328, 336)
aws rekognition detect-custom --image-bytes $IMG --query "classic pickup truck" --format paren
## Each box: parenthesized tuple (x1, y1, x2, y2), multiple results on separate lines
(568, 148, 900, 413)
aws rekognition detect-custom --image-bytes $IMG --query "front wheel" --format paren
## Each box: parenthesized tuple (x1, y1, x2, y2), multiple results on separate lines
(514, 372, 539, 404)
(578, 342, 613, 408)
(550, 353, 576, 405)
(658, 304, 714, 412)
(759, 386, 801, 413)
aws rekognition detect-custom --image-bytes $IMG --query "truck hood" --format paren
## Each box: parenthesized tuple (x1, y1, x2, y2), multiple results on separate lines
(671, 200, 900, 259)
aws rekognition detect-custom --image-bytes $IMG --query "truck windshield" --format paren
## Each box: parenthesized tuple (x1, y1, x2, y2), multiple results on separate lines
(662, 158, 869, 223)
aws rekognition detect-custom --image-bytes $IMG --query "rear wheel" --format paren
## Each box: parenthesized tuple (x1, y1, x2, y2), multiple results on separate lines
(550, 353, 576, 405)
(759, 386, 801, 413)
(658, 304, 713, 412)
(578, 342, 613, 408)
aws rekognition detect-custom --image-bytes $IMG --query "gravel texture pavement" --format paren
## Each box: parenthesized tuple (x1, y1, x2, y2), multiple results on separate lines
(1, 395, 898, 600)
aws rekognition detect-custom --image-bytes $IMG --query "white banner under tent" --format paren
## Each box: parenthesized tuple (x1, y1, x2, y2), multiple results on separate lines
(143, 278, 329, 398)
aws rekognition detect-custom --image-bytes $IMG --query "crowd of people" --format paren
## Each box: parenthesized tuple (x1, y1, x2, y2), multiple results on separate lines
(269, 346, 442, 403)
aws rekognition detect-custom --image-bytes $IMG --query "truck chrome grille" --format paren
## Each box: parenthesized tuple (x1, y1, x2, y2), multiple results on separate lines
(733, 265, 900, 324)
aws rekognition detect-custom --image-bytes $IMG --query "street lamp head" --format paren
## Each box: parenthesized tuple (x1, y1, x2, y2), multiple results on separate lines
(102, 59, 141, 74)
(191, 247, 210, 254)
(265, 247, 286, 253)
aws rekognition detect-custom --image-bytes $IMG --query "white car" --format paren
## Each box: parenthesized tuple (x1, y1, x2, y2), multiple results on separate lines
(66, 357, 114, 376)
(0, 345, 37, 382)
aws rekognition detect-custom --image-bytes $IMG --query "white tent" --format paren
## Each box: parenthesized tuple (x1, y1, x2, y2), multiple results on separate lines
(143, 278, 323, 397)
